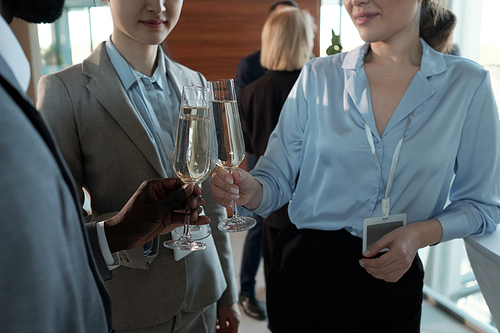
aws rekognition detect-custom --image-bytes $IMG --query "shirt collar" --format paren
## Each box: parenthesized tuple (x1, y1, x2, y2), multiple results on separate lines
(342, 42, 369, 71)
(342, 38, 448, 77)
(133, 66, 164, 90)
(105, 38, 165, 91)
(419, 38, 448, 77)
(0, 16, 31, 92)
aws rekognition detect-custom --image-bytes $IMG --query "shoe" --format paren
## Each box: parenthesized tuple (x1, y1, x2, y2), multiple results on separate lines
(238, 294, 267, 321)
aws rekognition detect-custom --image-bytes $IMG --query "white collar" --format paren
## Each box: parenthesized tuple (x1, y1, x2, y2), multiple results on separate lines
(0, 16, 31, 92)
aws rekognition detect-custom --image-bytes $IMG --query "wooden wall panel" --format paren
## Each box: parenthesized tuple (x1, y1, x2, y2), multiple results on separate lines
(166, 0, 320, 81)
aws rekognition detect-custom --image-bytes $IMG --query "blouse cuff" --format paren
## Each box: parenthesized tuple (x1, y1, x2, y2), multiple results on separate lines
(436, 210, 470, 243)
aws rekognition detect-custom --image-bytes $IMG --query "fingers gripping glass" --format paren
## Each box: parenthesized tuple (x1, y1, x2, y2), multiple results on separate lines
(171, 172, 212, 242)
(209, 79, 256, 232)
(163, 86, 212, 251)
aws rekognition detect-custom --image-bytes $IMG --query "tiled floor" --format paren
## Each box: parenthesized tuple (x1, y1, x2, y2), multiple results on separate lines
(229, 230, 477, 333)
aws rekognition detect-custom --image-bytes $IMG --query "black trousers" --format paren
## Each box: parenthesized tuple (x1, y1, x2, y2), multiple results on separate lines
(267, 223, 424, 333)
(262, 222, 282, 286)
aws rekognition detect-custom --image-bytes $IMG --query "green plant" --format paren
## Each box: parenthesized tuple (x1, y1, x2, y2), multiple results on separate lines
(326, 29, 342, 55)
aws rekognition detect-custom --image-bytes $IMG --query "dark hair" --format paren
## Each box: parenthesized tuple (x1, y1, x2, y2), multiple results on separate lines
(419, 0, 457, 54)
(269, 0, 299, 14)
(11, 0, 65, 24)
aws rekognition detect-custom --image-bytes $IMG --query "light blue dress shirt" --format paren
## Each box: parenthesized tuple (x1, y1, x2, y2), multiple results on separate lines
(105, 39, 180, 256)
(248, 39, 500, 243)
(105, 39, 179, 178)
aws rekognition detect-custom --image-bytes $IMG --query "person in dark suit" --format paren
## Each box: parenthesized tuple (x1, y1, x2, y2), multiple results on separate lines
(234, 0, 299, 321)
(0, 0, 207, 332)
(238, 7, 315, 289)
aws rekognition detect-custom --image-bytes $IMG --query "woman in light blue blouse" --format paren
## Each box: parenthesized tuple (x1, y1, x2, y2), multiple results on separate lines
(210, 0, 500, 331)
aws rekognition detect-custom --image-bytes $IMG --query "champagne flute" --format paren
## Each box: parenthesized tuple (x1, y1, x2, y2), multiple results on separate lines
(164, 86, 212, 251)
(172, 125, 219, 240)
(209, 78, 257, 232)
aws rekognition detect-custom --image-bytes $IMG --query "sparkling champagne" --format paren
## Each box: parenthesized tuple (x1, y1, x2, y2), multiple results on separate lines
(173, 107, 211, 184)
(211, 100, 245, 171)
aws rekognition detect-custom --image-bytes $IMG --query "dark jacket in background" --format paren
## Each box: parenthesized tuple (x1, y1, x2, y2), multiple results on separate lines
(239, 70, 301, 229)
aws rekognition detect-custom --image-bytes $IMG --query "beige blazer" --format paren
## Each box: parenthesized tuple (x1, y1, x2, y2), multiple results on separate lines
(37, 42, 237, 330)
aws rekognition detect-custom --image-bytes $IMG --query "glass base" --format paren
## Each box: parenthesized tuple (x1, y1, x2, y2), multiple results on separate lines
(172, 224, 212, 241)
(218, 216, 257, 233)
(163, 238, 207, 251)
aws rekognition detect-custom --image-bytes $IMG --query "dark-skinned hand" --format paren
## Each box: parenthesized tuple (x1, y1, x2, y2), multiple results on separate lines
(104, 178, 210, 253)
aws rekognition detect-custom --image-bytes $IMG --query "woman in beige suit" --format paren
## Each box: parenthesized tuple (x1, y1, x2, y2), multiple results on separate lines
(37, 0, 240, 332)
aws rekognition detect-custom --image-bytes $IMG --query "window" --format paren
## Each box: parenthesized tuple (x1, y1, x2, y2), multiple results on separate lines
(319, 1, 363, 56)
(476, 0, 500, 111)
(37, 0, 112, 75)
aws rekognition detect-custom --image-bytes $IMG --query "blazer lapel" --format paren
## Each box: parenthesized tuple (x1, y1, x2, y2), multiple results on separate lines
(164, 56, 184, 101)
(164, 54, 208, 96)
(84, 44, 166, 177)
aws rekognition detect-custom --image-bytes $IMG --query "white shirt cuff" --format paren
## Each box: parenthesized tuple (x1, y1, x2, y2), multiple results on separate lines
(97, 221, 120, 270)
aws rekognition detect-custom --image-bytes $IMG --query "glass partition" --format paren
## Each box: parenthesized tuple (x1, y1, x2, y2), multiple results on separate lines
(420, 242, 496, 332)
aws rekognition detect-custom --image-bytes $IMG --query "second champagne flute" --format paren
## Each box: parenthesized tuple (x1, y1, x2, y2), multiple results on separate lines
(164, 85, 212, 251)
(209, 78, 257, 232)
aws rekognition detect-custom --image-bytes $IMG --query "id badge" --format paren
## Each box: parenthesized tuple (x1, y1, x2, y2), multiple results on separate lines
(362, 213, 407, 254)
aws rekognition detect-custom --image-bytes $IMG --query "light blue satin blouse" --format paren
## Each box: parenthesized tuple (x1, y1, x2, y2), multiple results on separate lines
(247, 39, 500, 242)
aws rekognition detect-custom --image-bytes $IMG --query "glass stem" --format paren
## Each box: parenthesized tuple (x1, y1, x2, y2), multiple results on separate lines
(230, 171, 240, 219)
(232, 200, 239, 219)
(182, 204, 192, 240)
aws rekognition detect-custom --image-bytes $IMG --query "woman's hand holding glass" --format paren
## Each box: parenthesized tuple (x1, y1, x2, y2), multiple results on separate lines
(209, 166, 263, 215)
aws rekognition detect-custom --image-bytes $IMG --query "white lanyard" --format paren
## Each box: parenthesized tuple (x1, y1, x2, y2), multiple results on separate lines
(364, 110, 415, 218)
